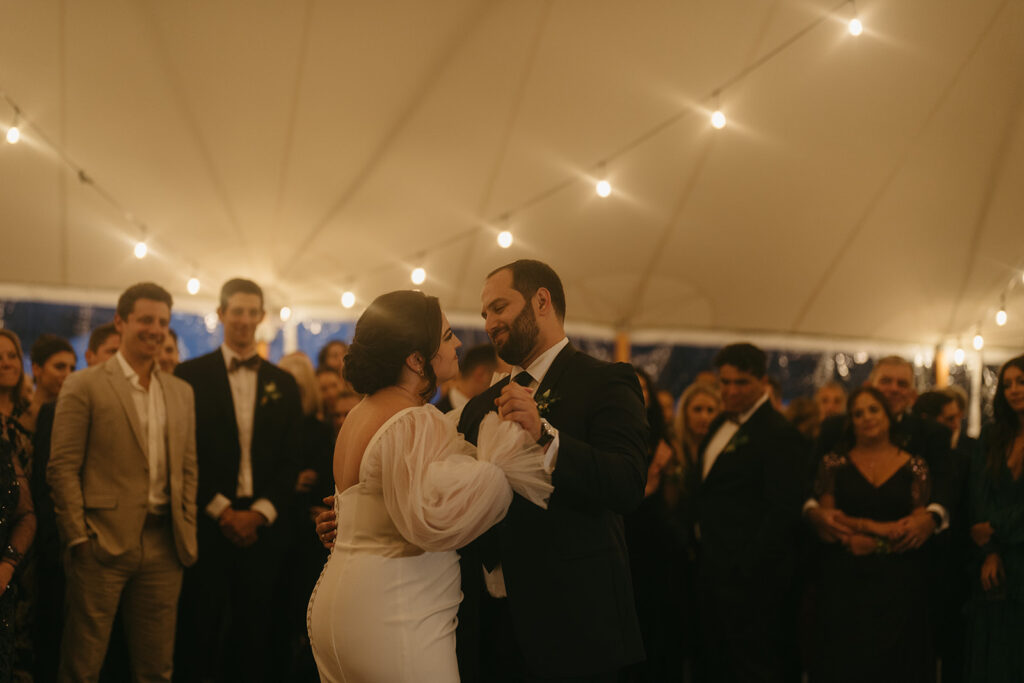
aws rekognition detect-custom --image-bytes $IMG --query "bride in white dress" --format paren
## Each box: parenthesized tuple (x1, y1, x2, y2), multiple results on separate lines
(307, 290, 552, 683)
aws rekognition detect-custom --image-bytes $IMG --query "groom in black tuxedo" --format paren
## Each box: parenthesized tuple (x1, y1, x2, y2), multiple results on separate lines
(694, 343, 805, 683)
(174, 278, 302, 683)
(456, 259, 649, 683)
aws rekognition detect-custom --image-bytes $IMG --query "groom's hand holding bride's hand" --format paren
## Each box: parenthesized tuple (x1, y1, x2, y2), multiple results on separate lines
(495, 384, 541, 441)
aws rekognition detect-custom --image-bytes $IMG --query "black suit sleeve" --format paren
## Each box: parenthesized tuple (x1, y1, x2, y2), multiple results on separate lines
(262, 370, 304, 517)
(550, 363, 649, 514)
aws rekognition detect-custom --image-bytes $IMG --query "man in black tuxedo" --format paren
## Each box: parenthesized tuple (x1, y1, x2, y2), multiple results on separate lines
(694, 343, 805, 683)
(456, 259, 649, 683)
(174, 278, 302, 683)
(435, 343, 497, 414)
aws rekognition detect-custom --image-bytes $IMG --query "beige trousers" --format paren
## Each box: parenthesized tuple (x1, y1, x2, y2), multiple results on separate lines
(58, 522, 184, 683)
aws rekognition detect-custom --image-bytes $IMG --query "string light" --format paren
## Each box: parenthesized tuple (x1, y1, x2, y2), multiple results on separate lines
(497, 230, 513, 248)
(186, 277, 200, 295)
(133, 241, 148, 259)
(279, 306, 292, 322)
(710, 110, 726, 130)
(411, 267, 426, 285)
(596, 180, 611, 198)
(973, 333, 984, 351)
(996, 308, 1008, 326)
(5, 125, 19, 144)
(954, 346, 966, 366)
(341, 291, 355, 309)
(848, 18, 863, 36)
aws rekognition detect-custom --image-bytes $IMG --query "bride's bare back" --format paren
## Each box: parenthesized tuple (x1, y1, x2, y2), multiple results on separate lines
(333, 387, 423, 492)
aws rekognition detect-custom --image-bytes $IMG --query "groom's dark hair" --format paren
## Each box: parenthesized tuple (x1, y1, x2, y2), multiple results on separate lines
(489, 259, 566, 322)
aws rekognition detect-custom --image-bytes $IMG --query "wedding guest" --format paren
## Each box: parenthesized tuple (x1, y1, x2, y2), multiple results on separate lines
(672, 382, 721, 472)
(330, 388, 361, 438)
(85, 322, 120, 367)
(945, 387, 979, 455)
(435, 343, 497, 413)
(158, 328, 180, 374)
(815, 381, 847, 420)
(964, 354, 1024, 682)
(48, 282, 198, 681)
(316, 340, 348, 374)
(26, 334, 76, 432)
(0, 433, 36, 683)
(786, 396, 821, 442)
(695, 343, 805, 683)
(0, 329, 36, 683)
(316, 368, 344, 421)
(275, 351, 333, 681)
(624, 368, 687, 682)
(657, 389, 675, 429)
(812, 386, 933, 682)
(174, 278, 302, 683)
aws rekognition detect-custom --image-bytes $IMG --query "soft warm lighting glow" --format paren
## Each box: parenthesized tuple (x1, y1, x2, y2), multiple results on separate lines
(973, 334, 985, 351)
(204, 313, 218, 333)
(280, 306, 292, 322)
(914, 353, 924, 368)
(996, 309, 1008, 326)
(309, 321, 322, 335)
(5, 126, 19, 144)
(497, 231, 513, 249)
(133, 241, 147, 259)
(411, 267, 426, 285)
(710, 110, 726, 129)
(954, 347, 966, 365)
(187, 278, 200, 295)
(596, 180, 611, 197)
(341, 291, 356, 309)
(848, 18, 863, 36)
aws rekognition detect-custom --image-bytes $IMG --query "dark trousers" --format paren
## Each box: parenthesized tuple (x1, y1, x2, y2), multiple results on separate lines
(175, 514, 285, 683)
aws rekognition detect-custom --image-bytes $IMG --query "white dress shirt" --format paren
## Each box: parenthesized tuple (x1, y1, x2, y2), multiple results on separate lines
(115, 351, 170, 513)
(447, 386, 470, 412)
(203, 345, 278, 525)
(702, 391, 770, 480)
(484, 336, 568, 598)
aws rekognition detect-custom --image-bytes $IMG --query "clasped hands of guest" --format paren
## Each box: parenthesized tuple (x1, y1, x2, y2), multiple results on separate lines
(219, 508, 267, 547)
(0, 560, 14, 596)
(809, 507, 936, 554)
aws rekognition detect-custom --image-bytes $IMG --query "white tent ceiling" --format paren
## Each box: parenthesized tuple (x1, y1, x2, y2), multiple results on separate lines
(1, 0, 1023, 351)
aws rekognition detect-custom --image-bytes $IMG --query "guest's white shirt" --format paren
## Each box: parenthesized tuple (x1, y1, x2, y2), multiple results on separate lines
(702, 391, 769, 480)
(447, 386, 470, 412)
(484, 336, 567, 598)
(202, 345, 278, 525)
(115, 351, 170, 514)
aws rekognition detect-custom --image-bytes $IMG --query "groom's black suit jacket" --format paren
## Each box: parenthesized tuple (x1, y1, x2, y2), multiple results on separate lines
(456, 343, 649, 680)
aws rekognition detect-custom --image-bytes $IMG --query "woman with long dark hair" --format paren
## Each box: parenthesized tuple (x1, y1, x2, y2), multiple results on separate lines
(965, 354, 1024, 681)
(306, 291, 551, 682)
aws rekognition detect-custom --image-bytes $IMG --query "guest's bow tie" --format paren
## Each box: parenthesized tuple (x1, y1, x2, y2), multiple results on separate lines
(512, 371, 534, 387)
(229, 355, 261, 372)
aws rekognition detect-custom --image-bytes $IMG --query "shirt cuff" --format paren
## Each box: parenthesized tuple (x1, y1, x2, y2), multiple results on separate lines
(802, 497, 820, 514)
(250, 498, 278, 526)
(926, 503, 949, 534)
(205, 494, 232, 520)
(541, 420, 559, 473)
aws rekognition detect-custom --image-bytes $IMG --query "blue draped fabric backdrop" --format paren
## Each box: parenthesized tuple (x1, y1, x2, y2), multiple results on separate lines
(2, 299, 996, 416)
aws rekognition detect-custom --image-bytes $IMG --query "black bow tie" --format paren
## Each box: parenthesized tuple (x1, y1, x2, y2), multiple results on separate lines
(229, 355, 261, 372)
(512, 371, 534, 387)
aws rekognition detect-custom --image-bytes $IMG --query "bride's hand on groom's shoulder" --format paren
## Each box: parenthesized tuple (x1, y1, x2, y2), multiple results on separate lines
(495, 384, 541, 441)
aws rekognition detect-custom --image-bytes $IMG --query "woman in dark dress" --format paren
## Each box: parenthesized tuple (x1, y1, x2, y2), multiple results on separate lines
(964, 354, 1024, 682)
(813, 386, 932, 683)
(1, 426, 37, 683)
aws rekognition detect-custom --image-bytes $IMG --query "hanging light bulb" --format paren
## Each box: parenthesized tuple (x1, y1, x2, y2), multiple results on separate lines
(954, 346, 966, 365)
(996, 308, 1008, 326)
(973, 333, 985, 351)
(411, 267, 426, 285)
(133, 241, 148, 259)
(596, 180, 611, 198)
(497, 230, 513, 248)
(848, 17, 863, 36)
(5, 125, 19, 144)
(341, 291, 356, 309)
(710, 110, 726, 129)
(279, 306, 292, 322)
(187, 277, 200, 295)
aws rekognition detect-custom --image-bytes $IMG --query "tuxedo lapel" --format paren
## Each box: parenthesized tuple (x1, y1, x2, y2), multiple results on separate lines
(103, 359, 147, 455)
(210, 352, 240, 444)
(534, 343, 576, 400)
(161, 375, 182, 472)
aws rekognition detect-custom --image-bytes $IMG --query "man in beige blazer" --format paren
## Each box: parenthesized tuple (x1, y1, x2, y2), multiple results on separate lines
(49, 282, 198, 682)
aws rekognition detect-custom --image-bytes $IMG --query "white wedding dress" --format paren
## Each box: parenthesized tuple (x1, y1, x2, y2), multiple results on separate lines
(307, 405, 552, 683)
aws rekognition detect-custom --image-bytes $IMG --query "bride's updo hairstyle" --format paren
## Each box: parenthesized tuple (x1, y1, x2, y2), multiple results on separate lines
(343, 290, 443, 400)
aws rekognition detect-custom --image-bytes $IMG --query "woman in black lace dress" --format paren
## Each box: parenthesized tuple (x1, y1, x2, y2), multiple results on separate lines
(1, 426, 37, 683)
(812, 386, 932, 682)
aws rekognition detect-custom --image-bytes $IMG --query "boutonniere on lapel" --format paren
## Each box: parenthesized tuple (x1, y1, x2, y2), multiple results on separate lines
(534, 389, 560, 419)
(722, 432, 749, 455)
(260, 381, 282, 407)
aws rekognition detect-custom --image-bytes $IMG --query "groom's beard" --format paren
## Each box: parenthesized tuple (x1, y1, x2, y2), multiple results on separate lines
(492, 304, 539, 367)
